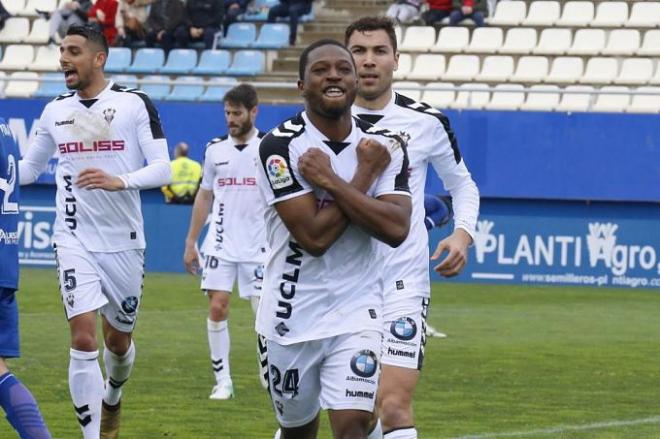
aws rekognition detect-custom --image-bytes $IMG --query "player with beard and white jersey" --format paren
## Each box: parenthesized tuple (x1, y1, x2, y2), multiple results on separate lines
(346, 17, 480, 439)
(18, 25, 171, 439)
(183, 84, 268, 400)
(257, 40, 411, 439)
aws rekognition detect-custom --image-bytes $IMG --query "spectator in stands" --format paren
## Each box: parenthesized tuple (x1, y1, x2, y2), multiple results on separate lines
(88, 0, 119, 45)
(162, 142, 202, 204)
(115, 0, 151, 46)
(223, 0, 250, 36)
(266, 0, 312, 46)
(387, 0, 423, 24)
(0, 1, 11, 31)
(449, 0, 487, 27)
(422, 0, 452, 25)
(36, 0, 92, 45)
(174, 0, 223, 50)
(144, 0, 184, 52)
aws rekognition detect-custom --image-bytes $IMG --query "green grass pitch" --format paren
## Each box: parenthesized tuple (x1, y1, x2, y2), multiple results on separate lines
(1, 268, 659, 438)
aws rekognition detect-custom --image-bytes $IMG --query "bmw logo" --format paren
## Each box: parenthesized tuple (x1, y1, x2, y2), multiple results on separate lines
(121, 296, 139, 315)
(390, 317, 417, 341)
(350, 350, 378, 378)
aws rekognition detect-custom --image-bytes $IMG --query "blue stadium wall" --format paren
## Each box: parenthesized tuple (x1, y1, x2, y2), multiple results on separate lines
(4, 99, 659, 289)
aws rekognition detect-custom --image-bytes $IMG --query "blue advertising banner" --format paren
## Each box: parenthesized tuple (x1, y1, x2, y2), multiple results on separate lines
(3, 99, 658, 202)
(429, 200, 660, 289)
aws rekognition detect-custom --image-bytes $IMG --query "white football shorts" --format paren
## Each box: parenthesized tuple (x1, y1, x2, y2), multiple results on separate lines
(201, 255, 263, 299)
(381, 296, 429, 370)
(266, 330, 381, 428)
(54, 240, 144, 333)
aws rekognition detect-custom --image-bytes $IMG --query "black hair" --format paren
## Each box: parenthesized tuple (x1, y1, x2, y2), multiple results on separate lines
(223, 83, 259, 110)
(298, 39, 355, 80)
(344, 16, 398, 53)
(66, 24, 109, 55)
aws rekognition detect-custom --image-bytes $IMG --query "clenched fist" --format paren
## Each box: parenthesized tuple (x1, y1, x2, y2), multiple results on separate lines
(298, 148, 336, 189)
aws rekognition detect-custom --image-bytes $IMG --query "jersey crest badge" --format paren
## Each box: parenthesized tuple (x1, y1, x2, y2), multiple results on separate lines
(266, 155, 293, 189)
(103, 108, 116, 125)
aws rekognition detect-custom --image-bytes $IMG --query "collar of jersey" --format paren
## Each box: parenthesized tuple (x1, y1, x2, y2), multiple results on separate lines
(75, 80, 114, 101)
(301, 111, 357, 145)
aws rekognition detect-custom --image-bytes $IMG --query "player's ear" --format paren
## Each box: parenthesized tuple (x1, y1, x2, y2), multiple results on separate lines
(393, 51, 399, 71)
(95, 50, 107, 69)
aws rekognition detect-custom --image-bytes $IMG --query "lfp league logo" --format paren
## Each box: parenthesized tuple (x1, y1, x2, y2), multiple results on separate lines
(266, 155, 292, 189)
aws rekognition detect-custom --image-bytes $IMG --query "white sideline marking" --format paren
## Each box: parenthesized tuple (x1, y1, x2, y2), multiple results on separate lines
(471, 272, 515, 280)
(21, 205, 56, 212)
(455, 415, 660, 438)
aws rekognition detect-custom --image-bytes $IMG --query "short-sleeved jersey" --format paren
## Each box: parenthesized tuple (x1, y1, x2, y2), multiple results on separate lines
(0, 118, 20, 290)
(24, 82, 167, 252)
(255, 111, 411, 345)
(354, 93, 479, 297)
(199, 129, 267, 262)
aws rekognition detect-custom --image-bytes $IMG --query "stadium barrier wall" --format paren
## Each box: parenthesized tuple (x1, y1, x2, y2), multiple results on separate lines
(7, 99, 659, 289)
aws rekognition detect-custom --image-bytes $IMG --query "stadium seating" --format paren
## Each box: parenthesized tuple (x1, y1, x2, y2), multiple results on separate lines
(225, 50, 264, 76)
(139, 75, 170, 100)
(199, 77, 238, 102)
(25, 18, 49, 44)
(399, 26, 435, 52)
(21, 0, 56, 17)
(523, 1, 560, 26)
(451, 83, 490, 109)
(465, 27, 503, 54)
(485, 84, 525, 110)
(489, 0, 526, 26)
(545, 57, 584, 84)
(442, 55, 480, 81)
(510, 56, 549, 83)
(0, 44, 34, 70)
(556, 85, 595, 112)
(126, 48, 165, 74)
(520, 85, 561, 111)
(192, 50, 231, 75)
(160, 49, 198, 75)
(626, 2, 660, 28)
(580, 57, 618, 84)
(534, 28, 572, 55)
(393, 81, 422, 101)
(592, 86, 630, 112)
(422, 83, 455, 108)
(407, 54, 445, 81)
(614, 58, 654, 85)
(432, 27, 469, 53)
(476, 55, 514, 82)
(601, 29, 640, 56)
(628, 87, 660, 113)
(568, 29, 606, 56)
(556, 1, 594, 27)
(32, 45, 59, 71)
(253, 24, 289, 49)
(4, 0, 26, 15)
(165, 77, 205, 101)
(592, 2, 628, 27)
(393, 53, 412, 80)
(650, 65, 660, 85)
(220, 23, 257, 49)
(638, 31, 660, 56)
(0, 18, 30, 43)
(105, 48, 132, 73)
(33, 72, 68, 97)
(4, 71, 39, 97)
(499, 28, 537, 55)
(111, 74, 139, 89)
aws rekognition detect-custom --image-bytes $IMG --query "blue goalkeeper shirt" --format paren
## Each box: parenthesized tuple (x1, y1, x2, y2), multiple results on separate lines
(0, 117, 20, 290)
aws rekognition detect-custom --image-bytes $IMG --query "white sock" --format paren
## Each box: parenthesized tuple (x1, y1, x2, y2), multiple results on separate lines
(250, 296, 260, 315)
(103, 341, 135, 406)
(208, 319, 231, 382)
(69, 348, 104, 439)
(384, 427, 417, 439)
(368, 419, 383, 439)
(273, 428, 281, 439)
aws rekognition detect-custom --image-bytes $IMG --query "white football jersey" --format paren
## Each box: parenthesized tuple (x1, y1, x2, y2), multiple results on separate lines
(20, 81, 168, 252)
(255, 112, 411, 345)
(354, 93, 479, 297)
(199, 129, 267, 262)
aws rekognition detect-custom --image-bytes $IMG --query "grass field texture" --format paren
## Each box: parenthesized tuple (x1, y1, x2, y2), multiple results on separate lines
(1, 269, 659, 438)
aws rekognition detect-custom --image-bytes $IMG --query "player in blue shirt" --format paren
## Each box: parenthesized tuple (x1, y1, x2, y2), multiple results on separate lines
(0, 118, 51, 438)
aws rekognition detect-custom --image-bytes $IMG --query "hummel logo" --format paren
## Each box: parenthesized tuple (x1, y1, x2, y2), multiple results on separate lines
(55, 119, 74, 126)
(275, 322, 290, 336)
(215, 161, 229, 166)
